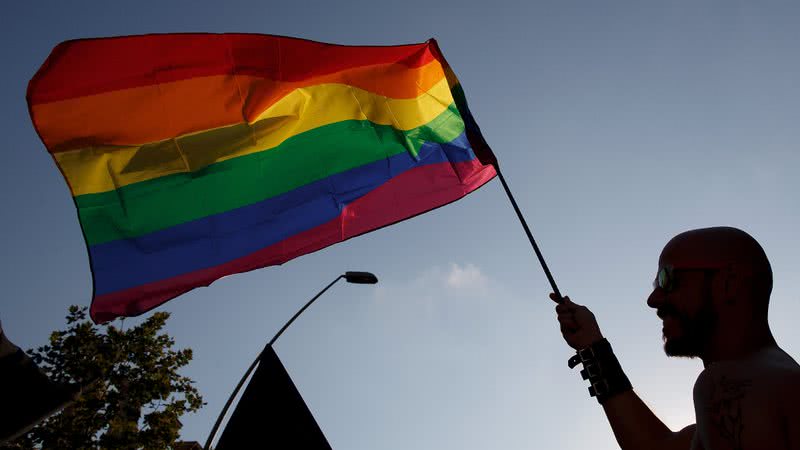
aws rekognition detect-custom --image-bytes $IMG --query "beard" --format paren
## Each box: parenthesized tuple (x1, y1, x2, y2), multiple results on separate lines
(660, 300, 717, 358)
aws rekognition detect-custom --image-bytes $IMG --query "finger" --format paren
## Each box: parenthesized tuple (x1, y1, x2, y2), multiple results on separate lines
(557, 315, 578, 329)
(549, 292, 565, 303)
(560, 322, 577, 335)
(562, 296, 580, 307)
(555, 303, 574, 314)
(556, 313, 569, 323)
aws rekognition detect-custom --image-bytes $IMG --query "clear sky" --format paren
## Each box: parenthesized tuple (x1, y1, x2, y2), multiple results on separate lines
(2, 1, 799, 449)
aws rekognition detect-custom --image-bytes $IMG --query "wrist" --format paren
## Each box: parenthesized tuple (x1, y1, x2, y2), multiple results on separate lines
(568, 338, 632, 404)
(578, 334, 605, 350)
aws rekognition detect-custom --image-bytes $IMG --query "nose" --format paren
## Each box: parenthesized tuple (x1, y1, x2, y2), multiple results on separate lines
(647, 287, 664, 310)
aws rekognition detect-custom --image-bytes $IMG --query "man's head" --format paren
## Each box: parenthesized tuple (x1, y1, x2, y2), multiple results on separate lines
(646, 227, 772, 358)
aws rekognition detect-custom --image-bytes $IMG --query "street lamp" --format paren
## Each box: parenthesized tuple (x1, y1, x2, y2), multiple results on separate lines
(204, 271, 378, 450)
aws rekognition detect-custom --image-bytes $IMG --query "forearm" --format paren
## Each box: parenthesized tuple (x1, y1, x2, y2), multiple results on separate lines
(601, 390, 674, 450)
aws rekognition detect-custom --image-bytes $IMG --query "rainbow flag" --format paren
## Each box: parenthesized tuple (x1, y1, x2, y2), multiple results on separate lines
(27, 34, 497, 323)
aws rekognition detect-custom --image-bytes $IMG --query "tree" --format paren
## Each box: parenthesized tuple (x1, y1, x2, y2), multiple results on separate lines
(8, 306, 204, 449)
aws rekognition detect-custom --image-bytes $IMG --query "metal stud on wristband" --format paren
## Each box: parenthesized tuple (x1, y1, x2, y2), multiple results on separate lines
(567, 338, 632, 403)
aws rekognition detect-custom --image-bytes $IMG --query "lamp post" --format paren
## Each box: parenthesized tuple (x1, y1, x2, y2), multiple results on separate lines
(204, 271, 378, 450)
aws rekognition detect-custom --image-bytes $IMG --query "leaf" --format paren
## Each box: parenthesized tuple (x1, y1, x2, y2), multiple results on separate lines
(11, 306, 204, 449)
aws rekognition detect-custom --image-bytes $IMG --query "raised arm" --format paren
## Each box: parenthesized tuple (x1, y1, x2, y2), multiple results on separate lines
(552, 294, 696, 450)
(603, 391, 696, 450)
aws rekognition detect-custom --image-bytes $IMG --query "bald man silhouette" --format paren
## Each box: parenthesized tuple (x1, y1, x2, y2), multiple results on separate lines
(553, 227, 799, 450)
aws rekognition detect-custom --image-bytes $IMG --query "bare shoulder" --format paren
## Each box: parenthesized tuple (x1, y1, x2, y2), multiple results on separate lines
(775, 354, 800, 411)
(694, 346, 800, 389)
(780, 363, 800, 450)
(761, 346, 800, 406)
(692, 347, 798, 450)
(772, 350, 800, 450)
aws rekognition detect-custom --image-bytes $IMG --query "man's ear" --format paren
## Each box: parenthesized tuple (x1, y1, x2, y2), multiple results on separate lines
(721, 263, 747, 304)
(724, 264, 733, 296)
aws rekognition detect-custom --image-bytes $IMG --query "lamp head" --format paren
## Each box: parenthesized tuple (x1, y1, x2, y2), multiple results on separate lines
(344, 271, 378, 284)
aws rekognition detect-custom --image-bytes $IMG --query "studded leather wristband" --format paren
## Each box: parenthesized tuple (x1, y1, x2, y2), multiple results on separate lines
(568, 338, 632, 404)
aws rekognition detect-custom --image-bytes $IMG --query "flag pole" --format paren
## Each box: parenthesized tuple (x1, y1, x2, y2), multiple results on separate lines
(495, 167, 564, 302)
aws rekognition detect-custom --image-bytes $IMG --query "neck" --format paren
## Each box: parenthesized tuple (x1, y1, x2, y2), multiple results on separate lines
(700, 321, 776, 367)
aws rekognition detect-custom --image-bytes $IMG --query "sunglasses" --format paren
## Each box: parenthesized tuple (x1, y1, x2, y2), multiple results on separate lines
(653, 265, 721, 292)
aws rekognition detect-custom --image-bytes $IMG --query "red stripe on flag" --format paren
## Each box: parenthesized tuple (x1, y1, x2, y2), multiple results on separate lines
(29, 34, 438, 104)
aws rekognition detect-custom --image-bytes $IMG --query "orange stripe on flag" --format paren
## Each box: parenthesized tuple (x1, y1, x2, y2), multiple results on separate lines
(32, 60, 447, 152)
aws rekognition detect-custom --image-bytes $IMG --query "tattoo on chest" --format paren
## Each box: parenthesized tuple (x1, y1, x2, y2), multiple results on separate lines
(706, 376, 753, 450)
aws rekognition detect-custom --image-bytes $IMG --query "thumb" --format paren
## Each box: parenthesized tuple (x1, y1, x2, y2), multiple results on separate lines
(549, 293, 574, 306)
(561, 295, 578, 308)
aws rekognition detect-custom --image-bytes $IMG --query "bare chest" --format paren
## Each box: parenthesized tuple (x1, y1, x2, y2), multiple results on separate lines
(693, 373, 788, 450)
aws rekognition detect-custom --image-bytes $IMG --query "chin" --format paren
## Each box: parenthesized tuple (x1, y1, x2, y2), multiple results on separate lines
(663, 336, 702, 358)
